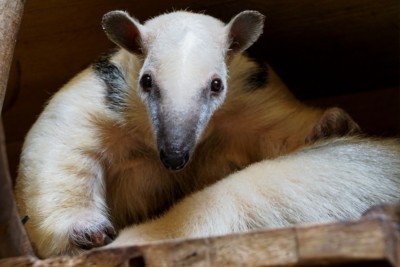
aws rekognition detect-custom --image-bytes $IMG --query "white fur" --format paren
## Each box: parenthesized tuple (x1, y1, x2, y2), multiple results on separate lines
(141, 12, 227, 113)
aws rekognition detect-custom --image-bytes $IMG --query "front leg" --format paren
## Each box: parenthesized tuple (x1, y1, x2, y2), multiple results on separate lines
(16, 146, 116, 257)
(14, 94, 119, 257)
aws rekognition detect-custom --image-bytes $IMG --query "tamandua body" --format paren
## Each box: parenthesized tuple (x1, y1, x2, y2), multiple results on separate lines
(110, 137, 400, 246)
(15, 10, 361, 257)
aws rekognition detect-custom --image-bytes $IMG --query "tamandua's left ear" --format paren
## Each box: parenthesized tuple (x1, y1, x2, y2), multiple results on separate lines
(102, 11, 145, 54)
(225, 11, 265, 53)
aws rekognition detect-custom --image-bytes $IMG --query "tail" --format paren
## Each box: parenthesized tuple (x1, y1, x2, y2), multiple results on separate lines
(243, 136, 400, 226)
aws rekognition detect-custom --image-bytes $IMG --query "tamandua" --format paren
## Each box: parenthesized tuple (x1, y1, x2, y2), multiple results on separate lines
(15, 10, 373, 257)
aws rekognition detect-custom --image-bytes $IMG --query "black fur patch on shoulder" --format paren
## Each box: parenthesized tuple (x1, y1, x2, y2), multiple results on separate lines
(93, 49, 127, 111)
(243, 61, 268, 92)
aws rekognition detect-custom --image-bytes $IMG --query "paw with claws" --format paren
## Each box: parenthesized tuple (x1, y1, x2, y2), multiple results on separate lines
(55, 211, 117, 255)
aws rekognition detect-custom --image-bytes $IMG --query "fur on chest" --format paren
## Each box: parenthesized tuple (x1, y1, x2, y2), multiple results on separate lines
(100, 120, 267, 228)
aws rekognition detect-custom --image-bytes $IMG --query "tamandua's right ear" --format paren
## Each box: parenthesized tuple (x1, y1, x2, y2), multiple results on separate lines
(102, 11, 145, 54)
(225, 10, 265, 53)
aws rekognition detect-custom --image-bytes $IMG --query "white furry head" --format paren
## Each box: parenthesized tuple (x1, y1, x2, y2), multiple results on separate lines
(102, 10, 265, 170)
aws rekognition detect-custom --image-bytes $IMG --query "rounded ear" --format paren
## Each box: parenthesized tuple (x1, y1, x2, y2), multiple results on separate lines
(225, 11, 265, 53)
(102, 11, 145, 54)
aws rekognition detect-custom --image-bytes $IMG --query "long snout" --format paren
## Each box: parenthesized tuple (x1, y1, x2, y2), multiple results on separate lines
(156, 113, 199, 171)
(148, 90, 213, 171)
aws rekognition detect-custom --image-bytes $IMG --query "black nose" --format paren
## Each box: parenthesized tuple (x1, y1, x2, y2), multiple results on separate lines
(159, 149, 190, 171)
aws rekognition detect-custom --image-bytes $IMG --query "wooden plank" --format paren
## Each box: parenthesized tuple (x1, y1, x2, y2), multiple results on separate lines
(362, 204, 400, 266)
(0, 0, 25, 108)
(0, 0, 33, 259)
(297, 220, 386, 264)
(210, 229, 298, 266)
(0, 121, 33, 258)
(140, 228, 298, 266)
(0, 204, 397, 266)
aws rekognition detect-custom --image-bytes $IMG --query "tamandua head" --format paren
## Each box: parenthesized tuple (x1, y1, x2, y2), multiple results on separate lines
(102, 10, 264, 170)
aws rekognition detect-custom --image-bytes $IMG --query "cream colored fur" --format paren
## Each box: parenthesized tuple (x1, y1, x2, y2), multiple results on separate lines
(14, 10, 380, 257)
(109, 137, 400, 246)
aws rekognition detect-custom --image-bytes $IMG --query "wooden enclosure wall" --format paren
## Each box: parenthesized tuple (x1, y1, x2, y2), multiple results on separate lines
(0, 0, 32, 258)
(2, 0, 399, 179)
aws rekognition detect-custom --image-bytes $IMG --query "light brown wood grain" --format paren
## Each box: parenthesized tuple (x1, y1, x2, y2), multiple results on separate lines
(0, 204, 397, 266)
(0, 0, 25, 109)
(297, 220, 386, 264)
(210, 228, 298, 266)
(0, 121, 32, 258)
(0, 0, 33, 259)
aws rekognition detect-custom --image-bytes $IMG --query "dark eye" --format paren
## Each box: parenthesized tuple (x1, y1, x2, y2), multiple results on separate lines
(210, 78, 223, 94)
(140, 74, 153, 91)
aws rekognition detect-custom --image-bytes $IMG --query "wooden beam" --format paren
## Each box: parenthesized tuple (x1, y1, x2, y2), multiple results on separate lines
(0, 204, 397, 266)
(0, 0, 25, 109)
(0, 0, 33, 259)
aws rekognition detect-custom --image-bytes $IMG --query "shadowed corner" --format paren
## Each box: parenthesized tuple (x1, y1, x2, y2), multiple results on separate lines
(129, 255, 146, 267)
